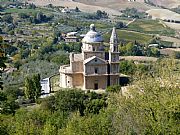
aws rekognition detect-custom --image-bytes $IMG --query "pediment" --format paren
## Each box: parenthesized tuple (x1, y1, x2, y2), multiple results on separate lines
(84, 56, 107, 65)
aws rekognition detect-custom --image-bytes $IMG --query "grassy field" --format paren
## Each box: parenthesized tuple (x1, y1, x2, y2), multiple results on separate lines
(4, 7, 53, 15)
(127, 19, 175, 36)
(5, 8, 38, 14)
(103, 29, 153, 44)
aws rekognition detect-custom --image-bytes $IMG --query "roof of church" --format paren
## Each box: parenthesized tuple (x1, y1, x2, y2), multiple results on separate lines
(82, 24, 103, 43)
(84, 56, 107, 65)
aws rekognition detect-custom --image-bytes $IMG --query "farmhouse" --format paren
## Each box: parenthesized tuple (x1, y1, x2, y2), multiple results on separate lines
(59, 24, 120, 90)
(64, 32, 79, 43)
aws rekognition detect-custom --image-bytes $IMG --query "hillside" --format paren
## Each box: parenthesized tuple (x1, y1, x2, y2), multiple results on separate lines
(146, 9, 180, 21)
(26, 0, 180, 14)
(74, 0, 180, 9)
(27, 0, 122, 16)
(148, 0, 180, 8)
(74, 0, 156, 11)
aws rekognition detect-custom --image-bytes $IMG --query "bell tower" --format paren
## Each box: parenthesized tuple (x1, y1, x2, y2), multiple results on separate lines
(108, 27, 120, 86)
(109, 27, 119, 62)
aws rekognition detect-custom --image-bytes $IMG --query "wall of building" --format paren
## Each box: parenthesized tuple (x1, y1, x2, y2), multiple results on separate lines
(85, 65, 107, 75)
(82, 43, 104, 51)
(60, 73, 73, 88)
(72, 74, 84, 88)
(109, 52, 119, 62)
(83, 52, 105, 60)
(71, 61, 83, 72)
(85, 76, 108, 90)
(110, 75, 119, 86)
(110, 63, 119, 74)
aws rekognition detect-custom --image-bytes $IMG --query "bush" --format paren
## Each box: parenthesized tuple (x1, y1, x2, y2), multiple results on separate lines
(18, 13, 30, 19)
(173, 51, 180, 59)
(2, 15, 13, 23)
(106, 85, 121, 93)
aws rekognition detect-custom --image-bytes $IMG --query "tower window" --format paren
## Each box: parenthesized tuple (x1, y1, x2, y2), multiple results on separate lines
(114, 46, 116, 51)
(113, 65, 116, 72)
(95, 68, 98, 74)
(113, 56, 116, 61)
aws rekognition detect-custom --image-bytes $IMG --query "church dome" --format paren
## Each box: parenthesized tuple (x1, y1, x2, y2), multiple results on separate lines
(82, 24, 103, 43)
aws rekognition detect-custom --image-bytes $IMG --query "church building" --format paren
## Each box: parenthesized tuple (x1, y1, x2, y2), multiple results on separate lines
(59, 24, 120, 90)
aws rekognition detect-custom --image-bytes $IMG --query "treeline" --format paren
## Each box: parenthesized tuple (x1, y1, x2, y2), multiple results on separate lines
(121, 8, 147, 19)
(18, 12, 54, 24)
(119, 42, 160, 57)
(84, 10, 108, 19)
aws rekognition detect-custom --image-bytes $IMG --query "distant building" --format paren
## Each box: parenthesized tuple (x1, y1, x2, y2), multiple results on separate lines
(65, 37, 79, 42)
(59, 24, 120, 90)
(64, 32, 79, 43)
(148, 44, 159, 48)
(40, 78, 50, 95)
(128, 0, 144, 2)
(61, 8, 70, 13)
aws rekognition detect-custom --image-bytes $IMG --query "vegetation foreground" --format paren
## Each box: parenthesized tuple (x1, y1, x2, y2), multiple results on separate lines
(0, 59, 179, 135)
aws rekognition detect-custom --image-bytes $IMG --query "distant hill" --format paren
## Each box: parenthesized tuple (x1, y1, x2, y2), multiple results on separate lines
(74, 0, 180, 8)
(147, 0, 180, 8)
(73, 0, 156, 11)
(26, 0, 180, 17)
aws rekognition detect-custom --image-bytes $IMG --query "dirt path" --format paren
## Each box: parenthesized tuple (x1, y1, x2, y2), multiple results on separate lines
(126, 18, 136, 27)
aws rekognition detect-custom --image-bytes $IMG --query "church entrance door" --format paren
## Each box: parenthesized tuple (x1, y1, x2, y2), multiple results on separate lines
(94, 83, 98, 90)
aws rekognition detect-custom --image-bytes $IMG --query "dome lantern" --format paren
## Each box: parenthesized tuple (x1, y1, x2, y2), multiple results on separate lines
(82, 24, 103, 43)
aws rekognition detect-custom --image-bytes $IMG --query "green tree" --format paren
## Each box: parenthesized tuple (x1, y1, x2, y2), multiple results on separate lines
(0, 28, 2, 34)
(119, 60, 136, 75)
(96, 10, 108, 19)
(18, 13, 29, 19)
(0, 37, 6, 90)
(0, 57, 6, 89)
(54, 89, 85, 113)
(75, 6, 80, 12)
(24, 76, 35, 100)
(59, 111, 113, 135)
(0, 91, 19, 115)
(32, 74, 41, 100)
(24, 74, 41, 101)
(115, 21, 125, 29)
(12, 108, 49, 135)
(0, 5, 4, 11)
(109, 59, 180, 134)
(146, 47, 160, 57)
(2, 15, 13, 23)
(106, 85, 121, 93)
(173, 51, 180, 59)
(0, 114, 13, 135)
(120, 42, 134, 56)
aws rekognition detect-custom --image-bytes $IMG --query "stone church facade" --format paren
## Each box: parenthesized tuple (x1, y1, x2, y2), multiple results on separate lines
(59, 24, 119, 90)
